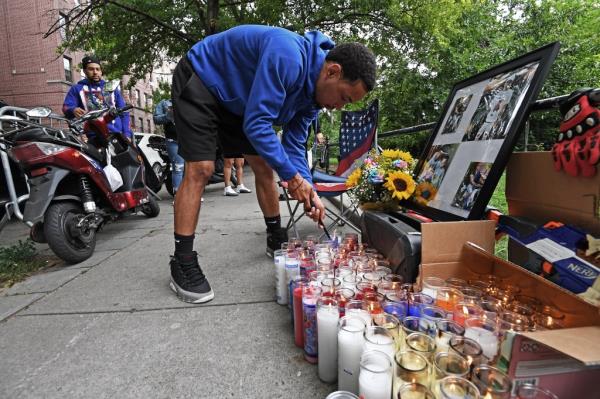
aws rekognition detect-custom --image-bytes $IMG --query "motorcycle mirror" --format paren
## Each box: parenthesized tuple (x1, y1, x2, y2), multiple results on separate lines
(26, 106, 52, 118)
(104, 79, 121, 93)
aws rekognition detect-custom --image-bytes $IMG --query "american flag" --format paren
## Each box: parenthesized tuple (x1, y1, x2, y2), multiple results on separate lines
(335, 99, 378, 177)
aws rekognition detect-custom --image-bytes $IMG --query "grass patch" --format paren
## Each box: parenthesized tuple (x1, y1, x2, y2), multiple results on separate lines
(489, 172, 508, 259)
(0, 240, 48, 288)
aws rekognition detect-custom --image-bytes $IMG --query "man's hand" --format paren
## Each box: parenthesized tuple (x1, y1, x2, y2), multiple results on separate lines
(284, 174, 325, 224)
(73, 107, 86, 118)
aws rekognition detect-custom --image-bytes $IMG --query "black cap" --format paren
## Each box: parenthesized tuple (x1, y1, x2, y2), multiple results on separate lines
(81, 55, 101, 70)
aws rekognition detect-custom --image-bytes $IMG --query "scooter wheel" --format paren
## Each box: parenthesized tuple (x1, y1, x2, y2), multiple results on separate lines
(142, 195, 160, 218)
(44, 201, 96, 264)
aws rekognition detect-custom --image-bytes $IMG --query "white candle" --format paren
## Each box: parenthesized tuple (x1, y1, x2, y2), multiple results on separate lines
(346, 308, 372, 327)
(435, 332, 451, 354)
(275, 253, 287, 305)
(338, 316, 367, 393)
(363, 329, 395, 363)
(358, 351, 392, 399)
(465, 326, 498, 360)
(318, 306, 340, 383)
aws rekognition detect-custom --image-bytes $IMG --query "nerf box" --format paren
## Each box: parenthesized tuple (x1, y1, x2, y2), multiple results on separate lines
(418, 221, 600, 398)
(504, 151, 600, 293)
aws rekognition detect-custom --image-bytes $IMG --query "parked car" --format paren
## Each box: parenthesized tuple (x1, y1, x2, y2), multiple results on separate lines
(134, 132, 166, 186)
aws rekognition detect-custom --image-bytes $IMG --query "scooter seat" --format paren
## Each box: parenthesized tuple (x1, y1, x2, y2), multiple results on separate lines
(13, 127, 47, 142)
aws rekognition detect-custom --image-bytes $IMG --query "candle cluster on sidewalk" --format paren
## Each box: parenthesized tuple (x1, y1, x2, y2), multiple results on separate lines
(272, 234, 562, 398)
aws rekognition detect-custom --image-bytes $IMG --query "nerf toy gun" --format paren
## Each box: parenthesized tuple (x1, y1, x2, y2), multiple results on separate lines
(497, 215, 599, 294)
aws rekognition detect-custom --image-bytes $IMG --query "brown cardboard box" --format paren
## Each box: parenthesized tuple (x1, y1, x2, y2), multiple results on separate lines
(505, 151, 600, 235)
(419, 221, 600, 398)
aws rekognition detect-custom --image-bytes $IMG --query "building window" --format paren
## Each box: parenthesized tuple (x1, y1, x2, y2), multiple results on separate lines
(130, 115, 135, 129)
(136, 89, 141, 107)
(147, 119, 151, 133)
(139, 117, 144, 132)
(63, 56, 72, 82)
(59, 13, 68, 41)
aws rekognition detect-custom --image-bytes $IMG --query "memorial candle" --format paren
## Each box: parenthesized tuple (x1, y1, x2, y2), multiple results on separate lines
(435, 319, 465, 354)
(421, 276, 446, 299)
(436, 288, 464, 318)
(464, 317, 500, 362)
(431, 352, 470, 397)
(393, 351, 430, 399)
(358, 350, 393, 399)
(317, 298, 339, 383)
(407, 292, 434, 317)
(345, 300, 372, 327)
(303, 286, 321, 364)
(453, 303, 484, 327)
(293, 278, 308, 348)
(363, 326, 396, 362)
(396, 382, 435, 399)
(274, 249, 287, 305)
(437, 376, 480, 399)
(338, 316, 367, 394)
(471, 365, 512, 399)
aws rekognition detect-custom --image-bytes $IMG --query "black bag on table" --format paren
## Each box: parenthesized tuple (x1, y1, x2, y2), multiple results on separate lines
(360, 211, 422, 283)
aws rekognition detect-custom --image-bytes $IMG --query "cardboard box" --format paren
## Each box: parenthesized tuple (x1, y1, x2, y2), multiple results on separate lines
(505, 151, 600, 294)
(419, 221, 600, 398)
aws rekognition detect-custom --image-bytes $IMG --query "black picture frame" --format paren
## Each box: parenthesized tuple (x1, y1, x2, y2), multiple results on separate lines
(404, 42, 560, 221)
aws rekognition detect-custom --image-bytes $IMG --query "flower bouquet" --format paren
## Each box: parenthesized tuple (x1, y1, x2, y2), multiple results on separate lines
(345, 149, 417, 210)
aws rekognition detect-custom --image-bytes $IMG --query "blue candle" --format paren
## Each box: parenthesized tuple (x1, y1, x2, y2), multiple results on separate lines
(407, 293, 433, 317)
(383, 303, 407, 320)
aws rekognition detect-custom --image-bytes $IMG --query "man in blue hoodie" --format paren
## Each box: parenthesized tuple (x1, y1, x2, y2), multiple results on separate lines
(62, 55, 131, 144)
(170, 25, 376, 304)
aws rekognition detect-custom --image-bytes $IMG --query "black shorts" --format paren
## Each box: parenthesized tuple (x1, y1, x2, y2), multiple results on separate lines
(171, 56, 257, 161)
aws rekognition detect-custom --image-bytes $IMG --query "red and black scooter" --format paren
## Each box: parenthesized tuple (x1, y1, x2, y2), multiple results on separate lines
(0, 104, 160, 263)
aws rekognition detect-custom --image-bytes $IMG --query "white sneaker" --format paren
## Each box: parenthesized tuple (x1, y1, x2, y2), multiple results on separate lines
(224, 186, 238, 196)
(236, 184, 252, 194)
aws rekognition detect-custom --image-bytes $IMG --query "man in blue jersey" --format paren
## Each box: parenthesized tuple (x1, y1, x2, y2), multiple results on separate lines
(169, 25, 376, 304)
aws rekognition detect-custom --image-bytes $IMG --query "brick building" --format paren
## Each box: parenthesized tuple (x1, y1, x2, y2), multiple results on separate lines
(0, 0, 156, 133)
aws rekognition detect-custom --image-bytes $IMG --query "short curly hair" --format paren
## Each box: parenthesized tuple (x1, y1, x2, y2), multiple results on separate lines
(326, 43, 376, 91)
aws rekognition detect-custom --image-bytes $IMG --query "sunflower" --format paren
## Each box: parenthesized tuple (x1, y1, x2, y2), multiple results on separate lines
(381, 149, 401, 159)
(414, 181, 437, 205)
(384, 171, 416, 200)
(346, 168, 362, 188)
(397, 150, 414, 163)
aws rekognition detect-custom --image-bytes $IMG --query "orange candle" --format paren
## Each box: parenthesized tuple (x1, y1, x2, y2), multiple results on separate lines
(436, 287, 464, 316)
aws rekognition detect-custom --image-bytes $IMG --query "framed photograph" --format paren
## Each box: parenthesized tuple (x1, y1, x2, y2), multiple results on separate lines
(406, 42, 560, 221)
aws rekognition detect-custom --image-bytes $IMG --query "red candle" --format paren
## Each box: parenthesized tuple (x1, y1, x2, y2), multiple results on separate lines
(293, 284, 304, 348)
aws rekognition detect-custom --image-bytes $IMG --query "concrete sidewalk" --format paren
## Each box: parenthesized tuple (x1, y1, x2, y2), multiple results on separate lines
(0, 170, 355, 398)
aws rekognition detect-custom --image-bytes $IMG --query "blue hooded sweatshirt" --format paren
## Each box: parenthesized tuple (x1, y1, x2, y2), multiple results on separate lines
(187, 25, 333, 183)
(63, 79, 132, 139)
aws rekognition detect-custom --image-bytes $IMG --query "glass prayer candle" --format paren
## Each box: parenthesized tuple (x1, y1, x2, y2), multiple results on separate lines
(459, 288, 484, 305)
(515, 384, 559, 399)
(498, 311, 531, 332)
(317, 297, 339, 383)
(363, 272, 383, 286)
(480, 300, 503, 321)
(383, 273, 404, 286)
(372, 313, 400, 351)
(435, 319, 465, 353)
(363, 292, 385, 315)
(396, 382, 435, 399)
(432, 352, 470, 397)
(293, 277, 309, 348)
(533, 305, 565, 330)
(325, 391, 359, 399)
(436, 287, 465, 317)
(338, 316, 367, 393)
(285, 252, 300, 309)
(321, 277, 342, 296)
(359, 350, 393, 399)
(302, 285, 322, 364)
(336, 267, 353, 280)
(422, 276, 446, 299)
(448, 336, 484, 369)
(464, 317, 501, 362)
(453, 303, 484, 327)
(401, 317, 436, 346)
(383, 298, 408, 321)
(421, 305, 447, 325)
(364, 326, 396, 362)
(468, 280, 491, 292)
(346, 299, 372, 327)
(471, 365, 512, 399)
(515, 295, 543, 312)
(408, 292, 435, 317)
(437, 376, 481, 399)
(509, 303, 535, 318)
(342, 275, 361, 292)
(335, 288, 355, 317)
(288, 237, 302, 249)
(405, 332, 436, 363)
(304, 234, 317, 248)
(375, 266, 393, 278)
(393, 351, 430, 399)
(355, 281, 378, 301)
(274, 249, 288, 305)
(378, 281, 399, 298)
(445, 277, 468, 291)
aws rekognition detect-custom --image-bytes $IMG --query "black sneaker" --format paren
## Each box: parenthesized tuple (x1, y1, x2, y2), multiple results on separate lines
(169, 252, 214, 303)
(266, 227, 288, 257)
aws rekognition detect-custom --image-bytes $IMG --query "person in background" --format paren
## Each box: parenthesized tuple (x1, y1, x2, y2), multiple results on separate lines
(169, 25, 376, 304)
(153, 98, 185, 196)
(223, 155, 252, 196)
(63, 55, 131, 146)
